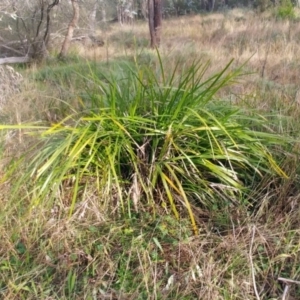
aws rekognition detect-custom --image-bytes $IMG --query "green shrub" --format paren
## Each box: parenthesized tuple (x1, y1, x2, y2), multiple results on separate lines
(275, 0, 296, 20)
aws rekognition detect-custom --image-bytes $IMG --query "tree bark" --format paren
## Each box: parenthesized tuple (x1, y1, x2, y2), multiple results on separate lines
(59, 0, 79, 58)
(148, 0, 155, 47)
(148, 0, 162, 48)
(153, 0, 162, 46)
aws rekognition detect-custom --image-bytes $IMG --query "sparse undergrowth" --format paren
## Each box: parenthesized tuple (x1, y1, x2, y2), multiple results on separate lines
(1, 9, 300, 300)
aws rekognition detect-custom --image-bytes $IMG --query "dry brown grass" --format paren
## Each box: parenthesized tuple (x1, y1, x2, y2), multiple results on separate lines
(72, 10, 300, 88)
(68, 9, 300, 124)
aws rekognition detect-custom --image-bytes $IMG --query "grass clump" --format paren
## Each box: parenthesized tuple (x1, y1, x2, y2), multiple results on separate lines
(274, 0, 296, 20)
(2, 57, 287, 235)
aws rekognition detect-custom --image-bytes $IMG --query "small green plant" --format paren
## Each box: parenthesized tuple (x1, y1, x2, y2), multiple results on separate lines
(275, 0, 296, 20)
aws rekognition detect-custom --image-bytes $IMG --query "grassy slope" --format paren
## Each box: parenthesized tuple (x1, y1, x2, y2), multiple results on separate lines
(1, 9, 300, 299)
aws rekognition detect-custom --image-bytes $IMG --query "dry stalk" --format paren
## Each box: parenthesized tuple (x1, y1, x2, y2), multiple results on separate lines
(249, 225, 260, 300)
(278, 277, 300, 300)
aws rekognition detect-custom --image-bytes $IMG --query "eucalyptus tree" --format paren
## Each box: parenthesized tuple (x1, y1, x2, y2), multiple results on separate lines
(59, 0, 79, 58)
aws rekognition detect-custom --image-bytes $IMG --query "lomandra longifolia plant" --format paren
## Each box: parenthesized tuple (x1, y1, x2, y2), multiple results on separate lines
(1, 57, 287, 234)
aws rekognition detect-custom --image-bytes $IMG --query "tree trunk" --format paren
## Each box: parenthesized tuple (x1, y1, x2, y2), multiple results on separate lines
(90, 1, 98, 35)
(205, 0, 215, 11)
(153, 0, 162, 46)
(148, 0, 155, 47)
(59, 0, 79, 58)
(148, 0, 162, 48)
(101, 0, 106, 22)
(117, 3, 123, 26)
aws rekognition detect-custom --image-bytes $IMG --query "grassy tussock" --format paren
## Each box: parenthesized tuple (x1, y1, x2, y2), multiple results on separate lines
(1, 8, 300, 299)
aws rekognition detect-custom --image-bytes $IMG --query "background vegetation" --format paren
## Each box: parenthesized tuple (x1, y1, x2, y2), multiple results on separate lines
(1, 4, 300, 300)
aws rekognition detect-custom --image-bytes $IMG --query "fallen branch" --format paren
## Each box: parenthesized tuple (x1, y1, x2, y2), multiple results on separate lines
(0, 56, 30, 65)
